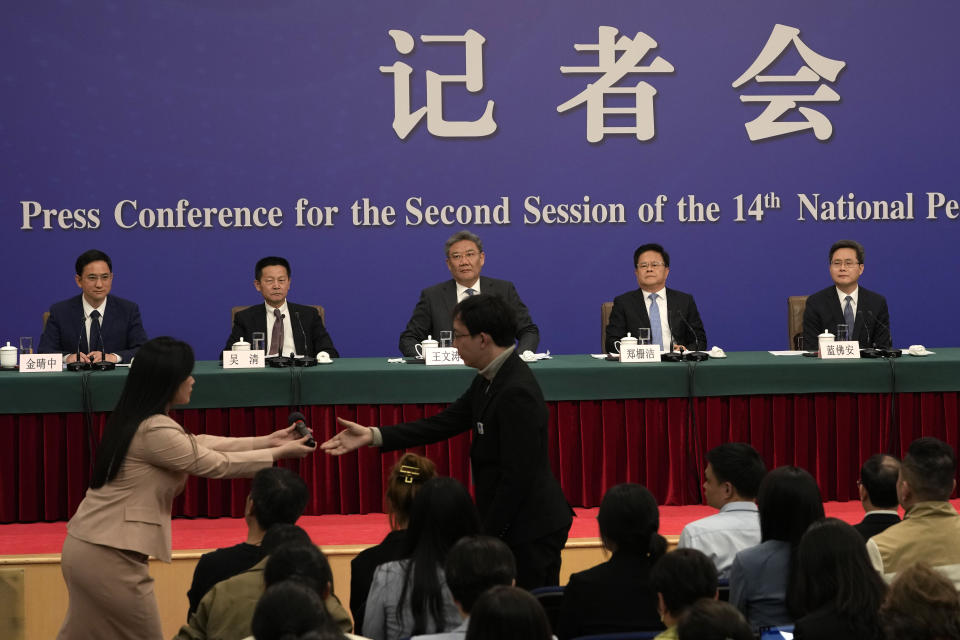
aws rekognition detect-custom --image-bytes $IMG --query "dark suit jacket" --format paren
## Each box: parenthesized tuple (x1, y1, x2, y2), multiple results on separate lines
(794, 604, 882, 640)
(604, 287, 707, 353)
(802, 285, 891, 350)
(349, 529, 409, 635)
(853, 511, 901, 541)
(186, 541, 263, 617)
(379, 352, 572, 546)
(555, 551, 664, 640)
(398, 276, 539, 357)
(38, 294, 147, 362)
(224, 302, 339, 358)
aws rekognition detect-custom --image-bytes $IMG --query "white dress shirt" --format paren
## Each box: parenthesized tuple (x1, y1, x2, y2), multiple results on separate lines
(641, 286, 673, 350)
(677, 501, 761, 580)
(456, 280, 481, 303)
(264, 301, 297, 356)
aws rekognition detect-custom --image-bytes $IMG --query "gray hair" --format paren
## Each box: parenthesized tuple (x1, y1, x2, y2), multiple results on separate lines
(444, 230, 483, 257)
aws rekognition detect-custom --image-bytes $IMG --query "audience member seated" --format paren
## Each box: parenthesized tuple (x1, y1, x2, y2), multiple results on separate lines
(650, 548, 719, 639)
(363, 477, 481, 640)
(792, 518, 887, 640)
(351, 453, 437, 634)
(730, 465, 824, 630)
(854, 453, 901, 541)
(186, 466, 308, 616)
(251, 581, 346, 640)
(556, 483, 666, 639)
(464, 585, 553, 640)
(676, 599, 754, 640)
(879, 562, 960, 640)
(678, 443, 766, 580)
(411, 534, 516, 640)
(176, 524, 351, 639)
(867, 437, 960, 588)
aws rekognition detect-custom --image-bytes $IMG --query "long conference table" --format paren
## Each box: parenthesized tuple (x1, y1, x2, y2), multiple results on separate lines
(2, 350, 959, 523)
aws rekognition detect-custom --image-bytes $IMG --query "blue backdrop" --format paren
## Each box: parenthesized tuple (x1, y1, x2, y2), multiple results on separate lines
(4, 1, 957, 359)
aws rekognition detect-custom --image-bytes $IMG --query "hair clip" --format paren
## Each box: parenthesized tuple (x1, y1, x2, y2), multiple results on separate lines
(398, 464, 421, 484)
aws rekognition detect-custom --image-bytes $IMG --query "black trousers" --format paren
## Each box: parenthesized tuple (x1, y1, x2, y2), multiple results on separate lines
(511, 524, 571, 590)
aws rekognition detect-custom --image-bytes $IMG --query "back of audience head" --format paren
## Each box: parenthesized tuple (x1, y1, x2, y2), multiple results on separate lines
(650, 548, 718, 625)
(859, 453, 901, 509)
(249, 467, 309, 531)
(795, 518, 886, 638)
(880, 562, 960, 640)
(252, 580, 343, 640)
(757, 465, 824, 546)
(597, 483, 667, 560)
(704, 443, 766, 507)
(899, 437, 957, 507)
(464, 585, 552, 640)
(677, 599, 754, 640)
(385, 452, 437, 530)
(445, 535, 516, 615)
(261, 523, 312, 556)
(264, 543, 334, 599)
(399, 476, 482, 634)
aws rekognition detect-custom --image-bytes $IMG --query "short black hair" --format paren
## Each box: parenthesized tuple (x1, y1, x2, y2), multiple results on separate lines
(75, 249, 112, 276)
(255, 256, 291, 280)
(677, 600, 754, 640)
(264, 543, 333, 597)
(261, 523, 312, 556)
(706, 443, 766, 499)
(251, 580, 339, 640)
(445, 535, 516, 613)
(597, 483, 667, 559)
(250, 467, 309, 531)
(829, 240, 864, 264)
(633, 243, 670, 268)
(860, 454, 901, 508)
(452, 294, 517, 348)
(902, 437, 957, 502)
(464, 585, 552, 640)
(650, 548, 718, 617)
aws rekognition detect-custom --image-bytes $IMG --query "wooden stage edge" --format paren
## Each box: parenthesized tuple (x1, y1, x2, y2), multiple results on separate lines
(0, 535, 681, 640)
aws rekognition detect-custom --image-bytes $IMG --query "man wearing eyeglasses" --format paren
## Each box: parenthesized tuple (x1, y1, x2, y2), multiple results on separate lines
(801, 239, 891, 349)
(38, 249, 148, 363)
(604, 243, 707, 353)
(398, 230, 539, 357)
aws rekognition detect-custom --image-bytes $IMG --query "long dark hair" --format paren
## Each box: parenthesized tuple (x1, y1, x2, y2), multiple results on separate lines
(795, 518, 886, 639)
(757, 465, 825, 618)
(397, 476, 481, 635)
(90, 337, 194, 488)
(597, 483, 667, 561)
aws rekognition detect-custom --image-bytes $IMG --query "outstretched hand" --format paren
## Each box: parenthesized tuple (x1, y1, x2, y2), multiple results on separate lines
(320, 417, 374, 455)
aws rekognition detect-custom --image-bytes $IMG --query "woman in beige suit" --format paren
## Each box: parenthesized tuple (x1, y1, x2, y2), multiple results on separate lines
(57, 336, 316, 640)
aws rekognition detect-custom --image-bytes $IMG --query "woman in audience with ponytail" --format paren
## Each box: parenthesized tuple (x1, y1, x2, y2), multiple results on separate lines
(556, 483, 667, 639)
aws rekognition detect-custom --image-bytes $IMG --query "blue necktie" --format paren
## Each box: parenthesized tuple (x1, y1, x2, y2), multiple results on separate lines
(89, 309, 103, 353)
(648, 293, 664, 351)
(465, 288, 476, 296)
(843, 296, 855, 340)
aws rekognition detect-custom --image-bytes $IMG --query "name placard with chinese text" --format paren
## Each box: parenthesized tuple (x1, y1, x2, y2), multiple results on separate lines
(620, 346, 661, 363)
(820, 341, 860, 360)
(222, 350, 267, 369)
(424, 347, 465, 366)
(19, 354, 63, 372)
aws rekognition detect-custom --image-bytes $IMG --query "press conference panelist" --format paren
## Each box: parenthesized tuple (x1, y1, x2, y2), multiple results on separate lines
(604, 243, 708, 353)
(38, 249, 148, 364)
(398, 230, 539, 357)
(802, 240, 892, 350)
(223, 256, 339, 358)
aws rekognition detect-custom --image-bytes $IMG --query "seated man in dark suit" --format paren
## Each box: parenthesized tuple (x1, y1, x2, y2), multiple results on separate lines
(38, 249, 148, 363)
(802, 239, 891, 349)
(398, 230, 539, 357)
(224, 256, 338, 358)
(853, 453, 901, 541)
(604, 243, 707, 353)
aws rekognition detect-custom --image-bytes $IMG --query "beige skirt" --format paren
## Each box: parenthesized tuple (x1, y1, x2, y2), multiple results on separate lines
(57, 534, 163, 640)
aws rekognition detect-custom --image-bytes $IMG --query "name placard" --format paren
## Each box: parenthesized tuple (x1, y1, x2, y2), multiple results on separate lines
(20, 353, 63, 372)
(620, 346, 661, 363)
(222, 350, 267, 368)
(820, 341, 860, 359)
(424, 347, 465, 366)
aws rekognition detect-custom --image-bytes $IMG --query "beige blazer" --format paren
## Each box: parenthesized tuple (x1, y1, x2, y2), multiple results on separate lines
(68, 414, 274, 562)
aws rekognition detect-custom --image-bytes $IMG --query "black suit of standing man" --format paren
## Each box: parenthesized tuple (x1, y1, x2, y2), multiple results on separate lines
(398, 230, 539, 357)
(223, 256, 339, 358)
(802, 239, 891, 350)
(325, 294, 572, 590)
(605, 243, 707, 353)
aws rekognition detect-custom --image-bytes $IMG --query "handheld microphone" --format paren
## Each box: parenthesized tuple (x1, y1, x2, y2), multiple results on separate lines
(67, 314, 91, 371)
(293, 312, 317, 367)
(865, 310, 901, 358)
(287, 411, 316, 446)
(91, 315, 116, 371)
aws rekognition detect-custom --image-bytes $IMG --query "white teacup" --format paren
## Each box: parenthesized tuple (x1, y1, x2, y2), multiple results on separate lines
(414, 335, 439, 359)
(614, 333, 638, 354)
(232, 338, 250, 351)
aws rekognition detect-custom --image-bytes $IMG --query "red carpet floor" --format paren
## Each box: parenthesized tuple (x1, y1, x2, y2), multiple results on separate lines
(0, 500, 925, 556)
